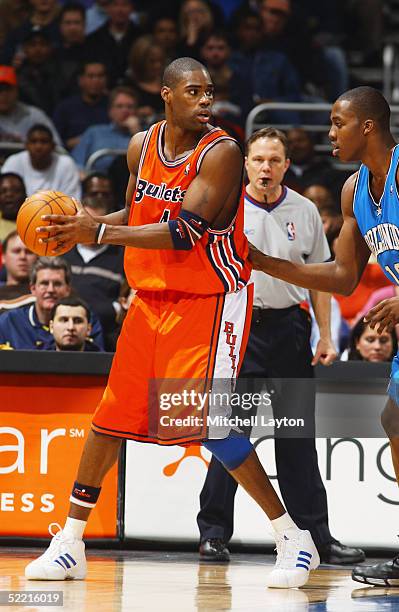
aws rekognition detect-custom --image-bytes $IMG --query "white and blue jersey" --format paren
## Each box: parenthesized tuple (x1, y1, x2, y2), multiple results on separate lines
(353, 144, 399, 401)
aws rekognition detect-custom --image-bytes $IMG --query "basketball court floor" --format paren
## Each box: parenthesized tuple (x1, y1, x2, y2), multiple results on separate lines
(2, 548, 399, 611)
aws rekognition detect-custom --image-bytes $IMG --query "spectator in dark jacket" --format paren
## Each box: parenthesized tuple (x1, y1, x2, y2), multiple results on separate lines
(152, 16, 179, 64)
(0, 256, 104, 349)
(1, 0, 61, 65)
(71, 86, 140, 174)
(45, 296, 102, 352)
(53, 61, 109, 150)
(228, 10, 301, 122)
(53, 2, 93, 100)
(258, 0, 348, 100)
(285, 128, 349, 200)
(85, 0, 142, 87)
(16, 28, 59, 116)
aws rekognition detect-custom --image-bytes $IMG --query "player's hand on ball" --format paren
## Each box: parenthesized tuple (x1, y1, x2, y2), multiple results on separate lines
(36, 198, 98, 254)
(364, 297, 399, 334)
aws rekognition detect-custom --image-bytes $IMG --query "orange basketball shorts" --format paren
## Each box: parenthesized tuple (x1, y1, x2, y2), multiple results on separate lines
(92, 285, 253, 445)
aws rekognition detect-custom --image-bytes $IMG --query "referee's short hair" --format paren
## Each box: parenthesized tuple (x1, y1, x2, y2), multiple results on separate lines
(246, 127, 289, 158)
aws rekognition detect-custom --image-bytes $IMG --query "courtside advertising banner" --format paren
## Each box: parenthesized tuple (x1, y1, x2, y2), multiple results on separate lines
(124, 383, 399, 548)
(0, 373, 117, 538)
(124, 437, 399, 548)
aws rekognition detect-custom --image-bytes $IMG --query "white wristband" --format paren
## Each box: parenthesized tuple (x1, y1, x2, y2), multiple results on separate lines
(96, 223, 107, 244)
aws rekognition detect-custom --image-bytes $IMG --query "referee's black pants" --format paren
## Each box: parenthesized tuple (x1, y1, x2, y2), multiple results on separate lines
(197, 305, 333, 550)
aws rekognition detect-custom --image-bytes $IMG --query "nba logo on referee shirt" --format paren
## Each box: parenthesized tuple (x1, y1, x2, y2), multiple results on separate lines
(286, 221, 296, 240)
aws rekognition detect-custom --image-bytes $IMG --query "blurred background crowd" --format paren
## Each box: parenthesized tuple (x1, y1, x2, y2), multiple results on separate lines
(0, 0, 396, 361)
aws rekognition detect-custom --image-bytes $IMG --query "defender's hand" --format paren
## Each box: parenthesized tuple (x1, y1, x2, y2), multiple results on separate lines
(248, 242, 266, 271)
(364, 297, 399, 334)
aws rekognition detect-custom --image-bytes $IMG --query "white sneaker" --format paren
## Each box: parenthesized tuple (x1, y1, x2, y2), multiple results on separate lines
(266, 529, 319, 589)
(25, 523, 87, 581)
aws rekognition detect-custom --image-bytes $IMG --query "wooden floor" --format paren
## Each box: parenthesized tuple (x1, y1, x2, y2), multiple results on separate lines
(1, 548, 399, 611)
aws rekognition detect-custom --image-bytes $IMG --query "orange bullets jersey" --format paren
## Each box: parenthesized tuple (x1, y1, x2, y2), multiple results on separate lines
(124, 120, 252, 294)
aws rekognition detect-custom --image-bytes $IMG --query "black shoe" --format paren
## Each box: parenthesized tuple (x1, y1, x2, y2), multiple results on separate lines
(352, 556, 399, 586)
(320, 540, 366, 565)
(199, 539, 230, 562)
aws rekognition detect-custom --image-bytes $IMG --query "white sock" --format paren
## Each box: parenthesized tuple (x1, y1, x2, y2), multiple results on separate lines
(270, 512, 298, 535)
(63, 517, 87, 540)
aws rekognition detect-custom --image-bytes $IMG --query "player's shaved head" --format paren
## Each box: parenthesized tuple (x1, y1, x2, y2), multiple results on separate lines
(163, 57, 209, 89)
(336, 86, 391, 131)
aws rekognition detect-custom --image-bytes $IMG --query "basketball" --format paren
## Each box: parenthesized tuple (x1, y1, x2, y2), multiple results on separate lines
(16, 190, 77, 256)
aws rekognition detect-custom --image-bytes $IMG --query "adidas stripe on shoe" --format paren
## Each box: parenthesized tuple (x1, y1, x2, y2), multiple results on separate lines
(25, 523, 87, 581)
(266, 529, 319, 588)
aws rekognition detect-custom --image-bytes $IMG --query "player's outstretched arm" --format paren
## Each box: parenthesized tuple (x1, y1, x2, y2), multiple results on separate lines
(250, 174, 371, 295)
(37, 138, 242, 252)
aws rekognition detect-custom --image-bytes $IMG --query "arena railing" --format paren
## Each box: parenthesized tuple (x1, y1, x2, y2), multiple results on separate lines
(85, 148, 127, 173)
(245, 101, 399, 170)
(83, 99, 399, 176)
(0, 142, 25, 168)
(0, 141, 68, 161)
(381, 41, 399, 104)
(0, 142, 25, 153)
(383, 44, 395, 103)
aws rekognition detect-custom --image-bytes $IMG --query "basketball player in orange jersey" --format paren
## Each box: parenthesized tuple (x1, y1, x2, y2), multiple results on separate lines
(26, 58, 319, 588)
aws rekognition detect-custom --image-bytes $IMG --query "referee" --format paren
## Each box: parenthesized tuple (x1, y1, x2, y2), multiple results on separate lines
(197, 127, 365, 565)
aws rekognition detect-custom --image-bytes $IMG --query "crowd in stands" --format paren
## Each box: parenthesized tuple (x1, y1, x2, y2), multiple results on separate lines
(0, 0, 391, 359)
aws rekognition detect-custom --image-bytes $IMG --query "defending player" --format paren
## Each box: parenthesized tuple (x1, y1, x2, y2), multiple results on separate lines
(25, 58, 319, 588)
(248, 86, 399, 586)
